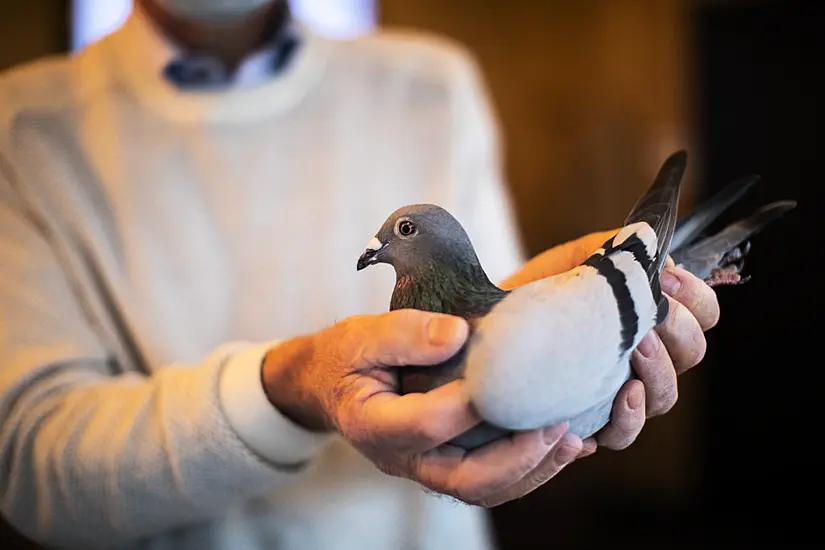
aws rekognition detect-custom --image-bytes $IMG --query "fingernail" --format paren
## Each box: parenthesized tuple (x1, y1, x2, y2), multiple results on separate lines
(427, 316, 464, 347)
(637, 332, 660, 358)
(543, 422, 567, 445)
(661, 268, 681, 296)
(627, 387, 644, 410)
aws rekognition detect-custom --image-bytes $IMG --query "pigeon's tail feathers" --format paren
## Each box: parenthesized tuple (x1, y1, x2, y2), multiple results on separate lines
(623, 149, 688, 281)
(596, 149, 687, 326)
(671, 200, 797, 279)
(671, 175, 760, 253)
(703, 200, 796, 252)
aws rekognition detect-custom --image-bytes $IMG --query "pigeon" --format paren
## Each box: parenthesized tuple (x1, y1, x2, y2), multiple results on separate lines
(356, 150, 796, 450)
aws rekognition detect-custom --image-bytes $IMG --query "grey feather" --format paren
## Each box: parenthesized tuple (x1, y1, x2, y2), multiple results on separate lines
(623, 149, 686, 283)
(670, 175, 760, 251)
(672, 200, 797, 280)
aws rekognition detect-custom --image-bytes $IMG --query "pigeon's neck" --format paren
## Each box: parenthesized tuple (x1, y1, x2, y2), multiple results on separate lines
(390, 260, 507, 318)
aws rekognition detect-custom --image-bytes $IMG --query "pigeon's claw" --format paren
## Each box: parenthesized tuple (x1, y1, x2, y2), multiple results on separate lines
(705, 263, 749, 287)
(705, 241, 754, 287)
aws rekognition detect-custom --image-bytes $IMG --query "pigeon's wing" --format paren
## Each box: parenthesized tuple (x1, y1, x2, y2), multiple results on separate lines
(582, 150, 687, 326)
(465, 237, 663, 435)
(622, 149, 687, 281)
(672, 200, 797, 280)
(671, 175, 760, 253)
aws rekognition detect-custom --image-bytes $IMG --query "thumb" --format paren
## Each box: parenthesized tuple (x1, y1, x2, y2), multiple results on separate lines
(358, 309, 469, 368)
(501, 229, 618, 289)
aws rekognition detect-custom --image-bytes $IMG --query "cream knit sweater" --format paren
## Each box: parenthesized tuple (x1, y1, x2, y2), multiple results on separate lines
(0, 9, 525, 550)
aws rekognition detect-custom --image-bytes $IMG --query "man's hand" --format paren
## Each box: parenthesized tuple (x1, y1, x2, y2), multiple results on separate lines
(262, 310, 582, 507)
(500, 229, 720, 455)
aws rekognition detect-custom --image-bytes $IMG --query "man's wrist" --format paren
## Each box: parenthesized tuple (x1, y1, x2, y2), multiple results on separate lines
(218, 340, 333, 466)
(261, 335, 332, 433)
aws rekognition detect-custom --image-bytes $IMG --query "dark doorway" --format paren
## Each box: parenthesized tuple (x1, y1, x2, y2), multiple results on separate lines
(692, 0, 820, 545)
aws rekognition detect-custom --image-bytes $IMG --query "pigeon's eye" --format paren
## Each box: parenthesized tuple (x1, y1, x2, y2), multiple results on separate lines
(397, 220, 417, 237)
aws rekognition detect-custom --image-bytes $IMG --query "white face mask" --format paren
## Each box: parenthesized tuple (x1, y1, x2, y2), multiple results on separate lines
(155, 0, 279, 21)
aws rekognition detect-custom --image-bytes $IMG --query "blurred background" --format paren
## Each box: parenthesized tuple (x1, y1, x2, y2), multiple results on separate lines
(0, 0, 819, 548)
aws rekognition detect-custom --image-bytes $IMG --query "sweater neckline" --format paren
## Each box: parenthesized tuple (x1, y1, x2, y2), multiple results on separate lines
(103, 7, 332, 124)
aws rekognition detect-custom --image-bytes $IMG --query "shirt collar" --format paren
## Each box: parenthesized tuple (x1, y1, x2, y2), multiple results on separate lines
(131, 4, 302, 91)
(103, 6, 332, 123)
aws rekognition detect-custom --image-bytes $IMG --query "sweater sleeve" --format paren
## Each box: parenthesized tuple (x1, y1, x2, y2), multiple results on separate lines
(0, 163, 332, 549)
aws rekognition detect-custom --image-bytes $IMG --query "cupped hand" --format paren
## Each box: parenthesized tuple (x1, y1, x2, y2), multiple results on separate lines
(500, 229, 720, 455)
(262, 309, 582, 507)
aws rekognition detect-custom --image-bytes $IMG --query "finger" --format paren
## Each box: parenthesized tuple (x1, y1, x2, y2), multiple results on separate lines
(480, 432, 583, 507)
(356, 309, 469, 368)
(655, 295, 708, 375)
(578, 438, 598, 458)
(660, 266, 720, 331)
(595, 379, 646, 450)
(631, 330, 678, 417)
(413, 424, 569, 506)
(500, 229, 618, 289)
(352, 380, 481, 453)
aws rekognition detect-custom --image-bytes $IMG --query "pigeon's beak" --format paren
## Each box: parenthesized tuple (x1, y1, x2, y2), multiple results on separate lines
(356, 237, 386, 271)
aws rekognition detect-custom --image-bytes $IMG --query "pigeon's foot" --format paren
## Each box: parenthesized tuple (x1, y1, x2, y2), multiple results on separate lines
(705, 264, 751, 287)
(705, 241, 752, 287)
(719, 240, 751, 266)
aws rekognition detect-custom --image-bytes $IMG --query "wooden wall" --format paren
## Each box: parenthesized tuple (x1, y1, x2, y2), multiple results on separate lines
(381, 0, 701, 251)
(380, 0, 708, 520)
(0, 1, 68, 71)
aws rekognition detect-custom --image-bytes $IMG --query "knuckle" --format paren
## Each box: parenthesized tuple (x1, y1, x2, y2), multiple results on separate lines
(603, 428, 638, 450)
(615, 414, 642, 437)
(661, 297, 681, 330)
(678, 280, 703, 312)
(528, 467, 558, 488)
(663, 389, 679, 414)
(453, 471, 519, 507)
(385, 308, 425, 329)
(650, 387, 678, 417)
(605, 411, 644, 447)
(331, 321, 370, 362)
(335, 314, 370, 336)
(663, 304, 708, 372)
(684, 333, 707, 369)
(337, 410, 367, 443)
(408, 416, 440, 445)
(680, 274, 720, 330)
(612, 436, 635, 450)
(706, 308, 721, 330)
(704, 291, 721, 329)
(516, 454, 547, 481)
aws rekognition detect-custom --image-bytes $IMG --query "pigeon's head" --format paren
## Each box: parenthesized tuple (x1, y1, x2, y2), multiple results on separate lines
(356, 204, 478, 275)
